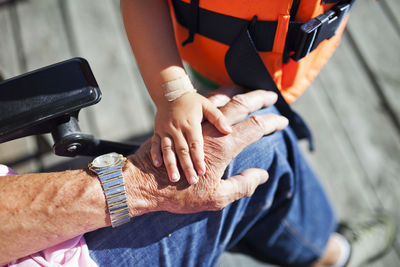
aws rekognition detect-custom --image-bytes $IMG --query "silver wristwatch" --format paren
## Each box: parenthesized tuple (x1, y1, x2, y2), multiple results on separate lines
(89, 152, 130, 227)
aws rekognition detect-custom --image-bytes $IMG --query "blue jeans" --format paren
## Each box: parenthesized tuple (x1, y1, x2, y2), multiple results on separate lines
(84, 106, 337, 267)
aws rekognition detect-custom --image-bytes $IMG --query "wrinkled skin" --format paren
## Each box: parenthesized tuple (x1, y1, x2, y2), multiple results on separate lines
(0, 88, 288, 265)
(123, 89, 288, 217)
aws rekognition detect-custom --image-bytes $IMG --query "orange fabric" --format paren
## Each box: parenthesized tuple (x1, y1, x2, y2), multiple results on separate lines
(281, 15, 349, 103)
(179, 0, 292, 21)
(170, 0, 348, 103)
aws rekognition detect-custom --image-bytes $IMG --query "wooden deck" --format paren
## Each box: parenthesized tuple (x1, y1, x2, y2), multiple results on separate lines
(0, 0, 399, 266)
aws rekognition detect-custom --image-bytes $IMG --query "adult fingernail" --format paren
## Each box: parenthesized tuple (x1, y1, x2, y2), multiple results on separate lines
(270, 92, 278, 102)
(278, 116, 289, 128)
(171, 173, 180, 182)
(261, 172, 269, 183)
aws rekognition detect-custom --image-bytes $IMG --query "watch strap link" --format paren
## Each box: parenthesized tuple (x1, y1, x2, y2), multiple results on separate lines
(98, 165, 130, 227)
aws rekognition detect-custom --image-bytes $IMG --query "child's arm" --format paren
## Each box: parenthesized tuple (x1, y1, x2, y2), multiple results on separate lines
(121, 0, 231, 184)
(121, 0, 182, 107)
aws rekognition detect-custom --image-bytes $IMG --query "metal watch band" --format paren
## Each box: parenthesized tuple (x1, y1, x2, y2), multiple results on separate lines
(97, 164, 130, 227)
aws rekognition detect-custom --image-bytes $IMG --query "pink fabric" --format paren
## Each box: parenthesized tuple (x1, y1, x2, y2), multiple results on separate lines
(0, 164, 98, 267)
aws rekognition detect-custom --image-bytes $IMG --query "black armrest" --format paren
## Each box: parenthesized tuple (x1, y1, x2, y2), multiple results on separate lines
(0, 58, 139, 157)
(0, 57, 101, 143)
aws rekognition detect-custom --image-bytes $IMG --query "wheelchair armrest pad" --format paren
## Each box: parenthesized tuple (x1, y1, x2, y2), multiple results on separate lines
(0, 58, 101, 143)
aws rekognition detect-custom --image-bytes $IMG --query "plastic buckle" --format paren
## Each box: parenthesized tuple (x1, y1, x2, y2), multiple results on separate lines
(291, 0, 353, 61)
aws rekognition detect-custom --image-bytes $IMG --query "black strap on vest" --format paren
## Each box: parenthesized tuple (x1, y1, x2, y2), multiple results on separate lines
(173, 0, 277, 52)
(181, 0, 200, 46)
(225, 16, 314, 151)
(172, 0, 355, 61)
(171, 0, 355, 150)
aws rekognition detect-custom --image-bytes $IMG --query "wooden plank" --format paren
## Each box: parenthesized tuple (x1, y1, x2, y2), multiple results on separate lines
(15, 0, 72, 153)
(316, 34, 400, 213)
(382, 0, 400, 35)
(296, 83, 400, 267)
(293, 82, 377, 219)
(109, 0, 155, 116)
(386, 0, 400, 11)
(0, 4, 20, 78)
(367, 250, 400, 267)
(63, 0, 154, 142)
(385, 0, 400, 14)
(16, 0, 101, 136)
(0, 138, 39, 174)
(217, 252, 274, 267)
(302, 31, 400, 263)
(0, 3, 38, 173)
(1, 0, 106, 173)
(346, 1, 400, 124)
(9, 0, 86, 171)
(16, 0, 71, 70)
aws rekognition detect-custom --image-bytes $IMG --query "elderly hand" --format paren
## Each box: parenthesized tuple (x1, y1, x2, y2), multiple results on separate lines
(0, 88, 286, 264)
(124, 88, 287, 216)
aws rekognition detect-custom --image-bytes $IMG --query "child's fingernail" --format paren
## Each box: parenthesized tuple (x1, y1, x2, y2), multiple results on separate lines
(154, 159, 161, 167)
(190, 175, 198, 184)
(198, 166, 205, 176)
(224, 124, 232, 132)
(171, 173, 180, 182)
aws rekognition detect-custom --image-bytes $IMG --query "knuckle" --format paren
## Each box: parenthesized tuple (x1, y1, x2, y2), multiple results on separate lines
(231, 94, 249, 109)
(183, 170, 195, 179)
(182, 166, 192, 173)
(207, 108, 221, 121)
(176, 146, 190, 156)
(208, 190, 229, 210)
(243, 183, 256, 197)
(164, 161, 176, 170)
(182, 123, 195, 132)
(169, 119, 180, 130)
(249, 115, 264, 128)
(204, 137, 230, 158)
(215, 112, 224, 122)
(210, 113, 224, 126)
(184, 118, 195, 126)
(193, 158, 204, 168)
(151, 139, 160, 146)
(244, 185, 252, 197)
(211, 198, 226, 210)
(189, 140, 203, 150)
(161, 144, 173, 153)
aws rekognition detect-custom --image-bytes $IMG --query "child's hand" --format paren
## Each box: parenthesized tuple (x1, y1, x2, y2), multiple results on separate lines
(151, 92, 232, 184)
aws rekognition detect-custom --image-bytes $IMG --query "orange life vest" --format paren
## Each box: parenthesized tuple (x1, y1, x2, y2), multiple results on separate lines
(169, 0, 354, 103)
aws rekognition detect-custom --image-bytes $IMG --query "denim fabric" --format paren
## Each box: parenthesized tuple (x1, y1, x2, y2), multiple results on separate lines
(84, 106, 336, 267)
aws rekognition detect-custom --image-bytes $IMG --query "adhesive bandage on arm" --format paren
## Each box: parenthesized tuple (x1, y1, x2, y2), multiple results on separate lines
(162, 74, 197, 102)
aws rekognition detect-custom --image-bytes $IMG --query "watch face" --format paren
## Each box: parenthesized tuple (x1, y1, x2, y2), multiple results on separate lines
(92, 153, 120, 168)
